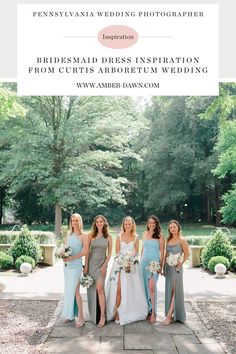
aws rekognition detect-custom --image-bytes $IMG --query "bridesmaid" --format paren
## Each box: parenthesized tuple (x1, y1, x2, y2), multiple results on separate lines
(84, 215, 112, 327)
(163, 220, 189, 325)
(62, 213, 88, 328)
(141, 215, 164, 324)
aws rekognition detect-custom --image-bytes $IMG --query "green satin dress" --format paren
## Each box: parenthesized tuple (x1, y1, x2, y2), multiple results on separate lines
(165, 242, 186, 322)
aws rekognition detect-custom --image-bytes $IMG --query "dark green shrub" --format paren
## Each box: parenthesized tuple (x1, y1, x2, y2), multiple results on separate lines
(0, 231, 55, 245)
(15, 255, 36, 270)
(9, 225, 42, 264)
(201, 230, 234, 269)
(230, 255, 236, 271)
(208, 256, 230, 273)
(0, 251, 14, 269)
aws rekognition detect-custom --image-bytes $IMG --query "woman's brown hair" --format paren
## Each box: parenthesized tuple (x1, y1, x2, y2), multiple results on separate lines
(167, 220, 181, 241)
(146, 215, 162, 239)
(90, 215, 109, 239)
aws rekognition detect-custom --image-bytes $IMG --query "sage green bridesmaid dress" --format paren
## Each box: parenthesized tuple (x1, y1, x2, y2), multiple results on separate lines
(165, 242, 186, 322)
(87, 236, 108, 324)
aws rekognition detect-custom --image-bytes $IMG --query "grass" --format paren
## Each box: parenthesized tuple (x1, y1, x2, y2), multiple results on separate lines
(108, 223, 236, 254)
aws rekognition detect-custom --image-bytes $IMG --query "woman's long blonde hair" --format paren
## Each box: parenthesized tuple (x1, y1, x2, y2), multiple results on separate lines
(121, 216, 137, 238)
(68, 213, 83, 235)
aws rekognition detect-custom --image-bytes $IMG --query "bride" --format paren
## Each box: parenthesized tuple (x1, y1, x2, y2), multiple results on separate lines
(106, 216, 148, 325)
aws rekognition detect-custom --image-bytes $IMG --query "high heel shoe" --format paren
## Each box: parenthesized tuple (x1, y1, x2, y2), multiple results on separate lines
(75, 318, 85, 328)
(64, 319, 73, 324)
(161, 317, 172, 326)
(149, 314, 156, 324)
(98, 315, 106, 328)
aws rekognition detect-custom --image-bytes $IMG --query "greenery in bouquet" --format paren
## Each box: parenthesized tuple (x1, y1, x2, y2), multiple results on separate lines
(80, 274, 94, 288)
(56, 244, 72, 266)
(146, 260, 161, 275)
(115, 252, 139, 273)
(166, 252, 183, 272)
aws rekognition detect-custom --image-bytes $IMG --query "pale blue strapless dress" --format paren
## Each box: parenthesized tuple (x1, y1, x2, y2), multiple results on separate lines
(62, 234, 83, 320)
(141, 239, 160, 315)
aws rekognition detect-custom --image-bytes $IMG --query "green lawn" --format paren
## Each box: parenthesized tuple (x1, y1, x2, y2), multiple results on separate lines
(110, 223, 236, 238)
(108, 223, 236, 254)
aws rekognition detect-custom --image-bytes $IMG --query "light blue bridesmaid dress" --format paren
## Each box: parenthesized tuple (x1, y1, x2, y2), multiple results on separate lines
(141, 239, 160, 315)
(62, 234, 83, 320)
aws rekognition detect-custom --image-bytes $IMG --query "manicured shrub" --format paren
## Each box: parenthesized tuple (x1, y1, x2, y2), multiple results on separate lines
(0, 251, 14, 269)
(208, 256, 230, 273)
(230, 255, 236, 272)
(185, 236, 210, 246)
(9, 225, 42, 264)
(15, 255, 36, 270)
(0, 231, 55, 245)
(201, 229, 233, 269)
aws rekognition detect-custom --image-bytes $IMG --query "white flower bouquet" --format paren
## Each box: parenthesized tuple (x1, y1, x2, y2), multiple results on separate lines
(80, 274, 94, 288)
(115, 252, 139, 273)
(56, 244, 72, 266)
(166, 252, 183, 272)
(146, 260, 161, 275)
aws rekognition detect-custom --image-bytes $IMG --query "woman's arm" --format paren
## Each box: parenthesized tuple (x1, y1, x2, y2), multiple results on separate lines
(100, 235, 113, 277)
(161, 239, 167, 275)
(141, 232, 146, 257)
(134, 236, 139, 255)
(159, 234, 165, 270)
(83, 235, 91, 273)
(116, 234, 121, 255)
(180, 238, 189, 264)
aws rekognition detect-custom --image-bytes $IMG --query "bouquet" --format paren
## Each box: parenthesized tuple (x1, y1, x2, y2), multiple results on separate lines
(166, 252, 183, 272)
(115, 252, 139, 274)
(56, 244, 72, 266)
(146, 260, 161, 275)
(80, 274, 94, 288)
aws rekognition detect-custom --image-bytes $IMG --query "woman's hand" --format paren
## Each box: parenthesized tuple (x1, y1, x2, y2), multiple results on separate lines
(63, 256, 72, 263)
(177, 260, 183, 268)
(83, 266, 88, 274)
(100, 265, 107, 278)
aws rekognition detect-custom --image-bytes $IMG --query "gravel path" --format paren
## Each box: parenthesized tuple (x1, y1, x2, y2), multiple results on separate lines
(0, 300, 58, 354)
(197, 302, 236, 354)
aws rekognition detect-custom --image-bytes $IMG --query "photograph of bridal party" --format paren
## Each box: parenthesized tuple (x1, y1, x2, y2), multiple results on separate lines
(0, 83, 236, 353)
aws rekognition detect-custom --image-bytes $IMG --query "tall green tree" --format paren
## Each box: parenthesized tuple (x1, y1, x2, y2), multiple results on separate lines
(0, 84, 25, 224)
(203, 83, 236, 224)
(214, 120, 236, 223)
(0, 94, 141, 235)
(143, 95, 223, 224)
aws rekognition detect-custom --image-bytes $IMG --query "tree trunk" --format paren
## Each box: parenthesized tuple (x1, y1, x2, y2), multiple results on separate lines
(55, 202, 62, 239)
(214, 186, 221, 227)
(0, 188, 5, 225)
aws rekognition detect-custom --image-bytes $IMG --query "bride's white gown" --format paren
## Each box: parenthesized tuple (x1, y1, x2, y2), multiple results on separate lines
(106, 238, 148, 325)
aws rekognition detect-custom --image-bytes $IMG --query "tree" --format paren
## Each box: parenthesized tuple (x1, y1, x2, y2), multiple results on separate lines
(0, 93, 141, 234)
(143, 95, 223, 224)
(214, 120, 236, 223)
(202, 83, 236, 224)
(0, 84, 25, 224)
